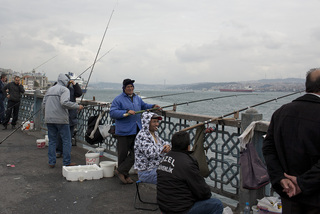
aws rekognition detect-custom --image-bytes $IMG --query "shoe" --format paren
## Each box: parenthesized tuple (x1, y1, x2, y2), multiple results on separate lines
(2, 125, 7, 130)
(56, 153, 62, 158)
(11, 125, 16, 129)
(49, 164, 55, 168)
(65, 163, 76, 166)
(125, 177, 134, 184)
(115, 169, 127, 184)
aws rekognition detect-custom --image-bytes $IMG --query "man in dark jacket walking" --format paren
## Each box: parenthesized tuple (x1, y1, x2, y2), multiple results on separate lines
(2, 76, 25, 129)
(263, 68, 320, 214)
(0, 73, 7, 124)
(157, 131, 223, 214)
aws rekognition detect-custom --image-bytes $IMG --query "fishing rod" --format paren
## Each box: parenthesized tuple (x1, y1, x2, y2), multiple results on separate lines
(32, 55, 58, 71)
(80, 3, 117, 103)
(123, 93, 256, 117)
(180, 90, 304, 132)
(74, 47, 115, 80)
(142, 91, 194, 100)
(0, 107, 42, 144)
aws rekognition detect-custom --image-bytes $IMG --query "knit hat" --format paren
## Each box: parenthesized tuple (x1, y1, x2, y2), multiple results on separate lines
(122, 78, 135, 91)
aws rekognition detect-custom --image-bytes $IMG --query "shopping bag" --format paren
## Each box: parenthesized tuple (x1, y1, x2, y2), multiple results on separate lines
(240, 141, 270, 189)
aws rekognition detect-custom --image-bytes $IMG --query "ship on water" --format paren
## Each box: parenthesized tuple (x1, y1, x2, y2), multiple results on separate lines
(68, 72, 88, 93)
(219, 86, 254, 92)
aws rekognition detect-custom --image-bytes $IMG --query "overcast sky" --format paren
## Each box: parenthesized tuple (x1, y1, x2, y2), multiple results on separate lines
(1, 0, 320, 85)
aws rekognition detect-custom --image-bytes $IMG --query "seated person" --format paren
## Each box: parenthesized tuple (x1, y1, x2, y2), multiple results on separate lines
(157, 131, 224, 214)
(134, 112, 171, 184)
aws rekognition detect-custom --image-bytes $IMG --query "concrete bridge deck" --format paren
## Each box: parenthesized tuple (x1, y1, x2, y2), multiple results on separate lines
(0, 127, 160, 214)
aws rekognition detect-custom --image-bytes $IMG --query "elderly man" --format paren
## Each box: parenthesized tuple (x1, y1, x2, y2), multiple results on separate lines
(110, 78, 160, 184)
(263, 68, 320, 213)
(42, 73, 83, 168)
(2, 76, 25, 129)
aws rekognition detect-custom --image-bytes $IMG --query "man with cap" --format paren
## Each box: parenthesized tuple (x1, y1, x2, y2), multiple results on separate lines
(134, 111, 171, 184)
(110, 78, 160, 184)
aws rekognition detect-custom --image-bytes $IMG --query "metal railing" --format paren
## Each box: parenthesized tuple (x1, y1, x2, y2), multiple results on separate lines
(17, 91, 270, 210)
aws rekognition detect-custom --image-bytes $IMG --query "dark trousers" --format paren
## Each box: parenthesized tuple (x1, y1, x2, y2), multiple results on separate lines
(0, 100, 5, 123)
(281, 197, 320, 214)
(3, 100, 20, 126)
(117, 135, 136, 177)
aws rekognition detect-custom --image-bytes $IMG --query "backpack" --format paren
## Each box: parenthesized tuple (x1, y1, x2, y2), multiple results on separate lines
(85, 115, 104, 145)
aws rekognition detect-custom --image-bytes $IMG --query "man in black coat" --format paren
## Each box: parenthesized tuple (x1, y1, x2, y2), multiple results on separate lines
(157, 131, 223, 214)
(2, 76, 25, 129)
(0, 73, 7, 124)
(263, 68, 320, 214)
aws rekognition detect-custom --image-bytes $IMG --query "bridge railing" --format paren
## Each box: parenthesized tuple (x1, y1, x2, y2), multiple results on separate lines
(18, 91, 270, 211)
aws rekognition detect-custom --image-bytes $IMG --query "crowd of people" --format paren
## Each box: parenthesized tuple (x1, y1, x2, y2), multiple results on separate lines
(3, 68, 320, 214)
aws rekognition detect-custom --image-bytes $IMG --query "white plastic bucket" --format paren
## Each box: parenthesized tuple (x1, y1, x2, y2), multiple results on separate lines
(36, 139, 46, 149)
(85, 151, 99, 165)
(99, 161, 116, 177)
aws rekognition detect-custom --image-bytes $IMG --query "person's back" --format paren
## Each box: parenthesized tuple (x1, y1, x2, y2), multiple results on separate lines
(263, 68, 320, 213)
(157, 131, 223, 214)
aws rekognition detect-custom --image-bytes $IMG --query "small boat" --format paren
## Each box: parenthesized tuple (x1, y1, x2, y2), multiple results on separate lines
(68, 72, 87, 93)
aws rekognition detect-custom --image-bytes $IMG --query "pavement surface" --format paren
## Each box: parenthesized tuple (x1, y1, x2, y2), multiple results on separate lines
(0, 126, 160, 214)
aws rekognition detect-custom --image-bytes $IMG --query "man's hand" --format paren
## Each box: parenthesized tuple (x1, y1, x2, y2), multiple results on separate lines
(127, 110, 135, 115)
(284, 173, 301, 197)
(162, 144, 171, 153)
(154, 104, 162, 110)
(280, 178, 296, 197)
(79, 105, 84, 110)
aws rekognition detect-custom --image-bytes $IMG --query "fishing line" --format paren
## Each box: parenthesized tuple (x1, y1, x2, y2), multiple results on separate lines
(75, 47, 116, 80)
(80, 2, 117, 103)
(180, 90, 304, 132)
(142, 91, 194, 100)
(123, 93, 255, 117)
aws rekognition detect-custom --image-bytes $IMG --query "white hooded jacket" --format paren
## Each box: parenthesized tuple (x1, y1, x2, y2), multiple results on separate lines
(134, 111, 170, 171)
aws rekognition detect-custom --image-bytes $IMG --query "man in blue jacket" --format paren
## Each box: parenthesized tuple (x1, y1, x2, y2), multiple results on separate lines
(110, 78, 160, 184)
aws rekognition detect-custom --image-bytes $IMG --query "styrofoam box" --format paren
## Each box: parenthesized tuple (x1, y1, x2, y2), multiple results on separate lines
(62, 164, 103, 181)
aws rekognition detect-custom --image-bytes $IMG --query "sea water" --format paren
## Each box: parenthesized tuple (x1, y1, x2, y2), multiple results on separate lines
(83, 89, 303, 121)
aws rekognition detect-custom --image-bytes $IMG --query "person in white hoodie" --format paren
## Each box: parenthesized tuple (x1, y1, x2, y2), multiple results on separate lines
(134, 111, 171, 184)
(42, 73, 83, 168)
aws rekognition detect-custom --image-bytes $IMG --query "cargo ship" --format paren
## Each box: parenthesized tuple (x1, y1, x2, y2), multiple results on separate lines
(219, 87, 253, 92)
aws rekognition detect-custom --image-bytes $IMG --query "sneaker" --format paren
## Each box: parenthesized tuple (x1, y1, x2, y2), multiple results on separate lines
(2, 125, 7, 130)
(49, 164, 55, 168)
(11, 125, 16, 129)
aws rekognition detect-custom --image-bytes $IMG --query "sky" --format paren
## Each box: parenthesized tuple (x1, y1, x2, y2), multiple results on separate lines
(1, 0, 320, 85)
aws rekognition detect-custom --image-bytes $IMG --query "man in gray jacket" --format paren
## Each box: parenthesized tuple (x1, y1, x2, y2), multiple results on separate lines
(42, 73, 84, 168)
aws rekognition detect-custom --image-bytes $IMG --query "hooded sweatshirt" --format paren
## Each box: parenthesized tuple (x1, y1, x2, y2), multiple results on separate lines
(134, 111, 170, 171)
(42, 73, 80, 124)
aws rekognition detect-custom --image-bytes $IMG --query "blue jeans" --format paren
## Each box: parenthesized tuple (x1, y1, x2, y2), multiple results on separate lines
(56, 125, 74, 154)
(138, 168, 157, 184)
(187, 198, 223, 214)
(47, 123, 71, 166)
